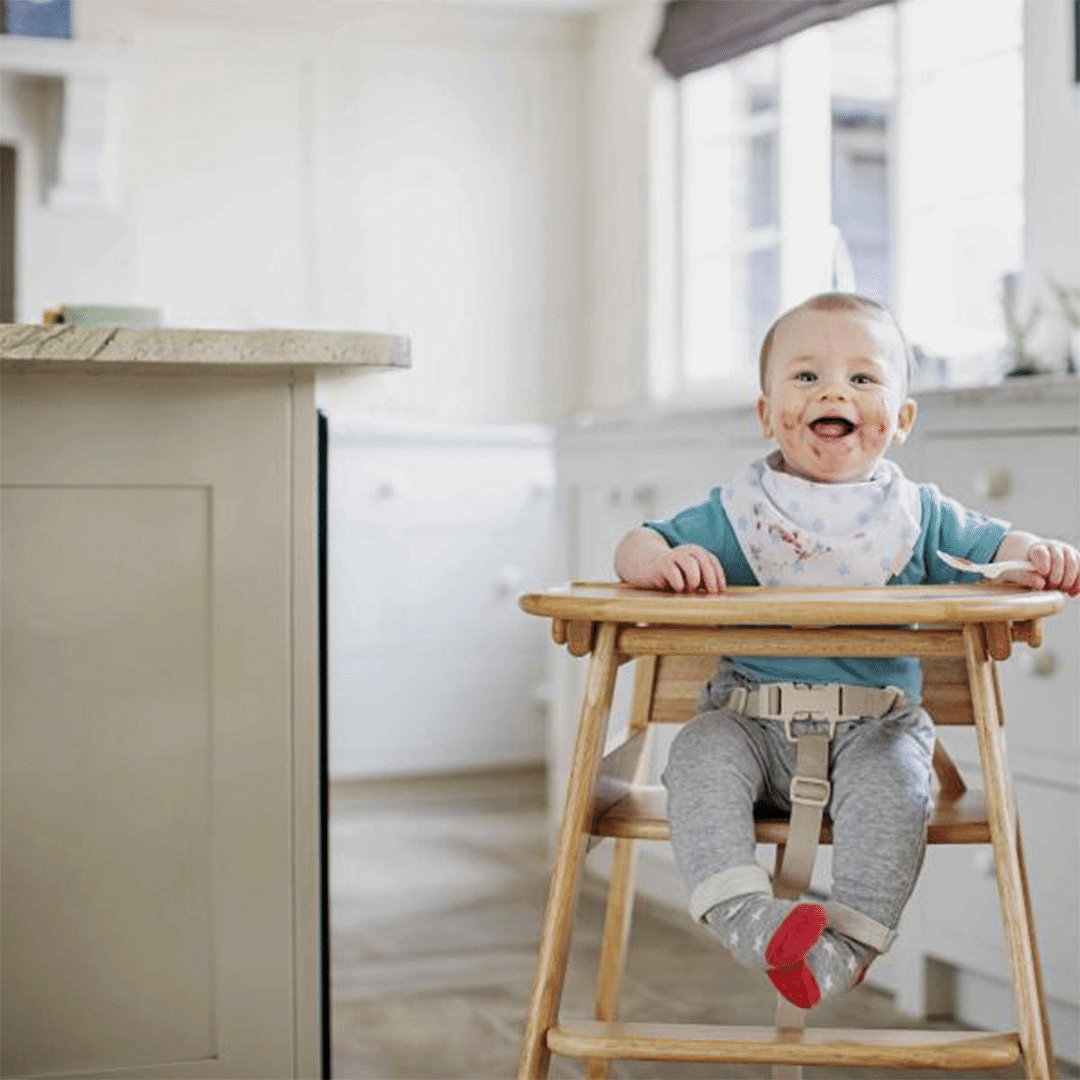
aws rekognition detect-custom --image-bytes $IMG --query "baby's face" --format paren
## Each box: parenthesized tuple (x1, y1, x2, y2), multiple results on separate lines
(756, 308, 916, 483)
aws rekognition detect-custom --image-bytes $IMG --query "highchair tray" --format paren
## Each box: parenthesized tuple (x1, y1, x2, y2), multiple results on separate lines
(519, 581, 1065, 628)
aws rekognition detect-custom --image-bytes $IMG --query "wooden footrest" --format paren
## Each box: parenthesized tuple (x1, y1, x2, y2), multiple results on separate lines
(547, 1020, 1022, 1070)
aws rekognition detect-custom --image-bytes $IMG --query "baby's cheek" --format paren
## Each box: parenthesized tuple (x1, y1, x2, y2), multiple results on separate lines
(859, 428, 889, 455)
(779, 410, 799, 432)
(860, 404, 892, 450)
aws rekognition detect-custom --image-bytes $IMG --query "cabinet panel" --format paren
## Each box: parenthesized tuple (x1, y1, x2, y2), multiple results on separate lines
(329, 429, 553, 779)
(914, 432, 1079, 541)
(2, 488, 215, 1075)
(914, 780, 1079, 1003)
(1, 373, 303, 1078)
(998, 602, 1080, 764)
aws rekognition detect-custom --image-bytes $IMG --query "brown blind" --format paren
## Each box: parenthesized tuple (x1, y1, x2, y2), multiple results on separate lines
(653, 0, 896, 79)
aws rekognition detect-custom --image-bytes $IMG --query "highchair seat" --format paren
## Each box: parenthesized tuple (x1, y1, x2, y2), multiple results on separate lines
(591, 784, 993, 845)
(516, 582, 1066, 1080)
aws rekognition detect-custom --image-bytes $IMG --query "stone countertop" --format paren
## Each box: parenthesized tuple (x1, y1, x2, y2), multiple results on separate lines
(0, 324, 411, 375)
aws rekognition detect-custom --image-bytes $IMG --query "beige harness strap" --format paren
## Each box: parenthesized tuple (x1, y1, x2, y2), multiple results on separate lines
(824, 899, 897, 952)
(774, 731, 831, 900)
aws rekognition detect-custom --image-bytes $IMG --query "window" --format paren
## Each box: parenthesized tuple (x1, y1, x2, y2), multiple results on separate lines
(664, 0, 1024, 401)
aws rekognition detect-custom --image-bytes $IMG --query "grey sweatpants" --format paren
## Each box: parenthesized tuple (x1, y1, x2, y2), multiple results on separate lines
(661, 667, 936, 947)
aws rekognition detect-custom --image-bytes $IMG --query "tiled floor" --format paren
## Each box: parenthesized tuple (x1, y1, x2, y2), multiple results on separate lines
(329, 766, 1073, 1080)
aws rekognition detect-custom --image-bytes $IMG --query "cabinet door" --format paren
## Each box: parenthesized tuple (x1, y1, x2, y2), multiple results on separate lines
(1, 372, 310, 1079)
(328, 432, 553, 778)
(914, 432, 1079, 541)
(911, 780, 1079, 1015)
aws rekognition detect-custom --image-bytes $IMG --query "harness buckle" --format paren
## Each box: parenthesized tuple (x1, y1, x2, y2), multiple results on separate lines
(756, 682, 862, 741)
(790, 775, 832, 808)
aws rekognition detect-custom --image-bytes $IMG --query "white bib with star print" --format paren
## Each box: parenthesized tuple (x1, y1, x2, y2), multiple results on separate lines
(719, 451, 923, 587)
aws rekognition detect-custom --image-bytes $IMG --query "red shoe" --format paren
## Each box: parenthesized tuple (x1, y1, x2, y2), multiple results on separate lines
(768, 959, 821, 1009)
(764, 902, 828, 968)
(764, 903, 828, 1009)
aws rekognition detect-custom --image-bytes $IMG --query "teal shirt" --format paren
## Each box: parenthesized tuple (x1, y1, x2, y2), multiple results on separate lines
(646, 483, 1010, 702)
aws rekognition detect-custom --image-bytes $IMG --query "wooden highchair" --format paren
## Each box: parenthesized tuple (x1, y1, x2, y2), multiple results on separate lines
(517, 582, 1066, 1079)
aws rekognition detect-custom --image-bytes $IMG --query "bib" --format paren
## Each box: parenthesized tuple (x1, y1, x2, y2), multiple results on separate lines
(719, 452, 922, 587)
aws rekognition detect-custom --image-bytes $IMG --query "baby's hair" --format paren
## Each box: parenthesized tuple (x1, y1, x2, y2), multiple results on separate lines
(757, 292, 915, 392)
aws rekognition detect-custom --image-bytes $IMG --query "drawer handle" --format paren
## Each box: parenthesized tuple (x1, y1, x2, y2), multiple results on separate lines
(974, 470, 1012, 500)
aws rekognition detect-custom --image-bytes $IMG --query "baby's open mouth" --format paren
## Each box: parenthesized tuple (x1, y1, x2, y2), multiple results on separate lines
(810, 416, 856, 438)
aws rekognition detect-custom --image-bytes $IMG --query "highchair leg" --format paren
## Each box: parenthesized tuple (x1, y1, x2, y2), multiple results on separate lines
(965, 624, 1054, 1080)
(587, 658, 657, 1080)
(993, 664, 1056, 1074)
(587, 836, 639, 1080)
(518, 622, 620, 1080)
(1015, 822, 1055, 1077)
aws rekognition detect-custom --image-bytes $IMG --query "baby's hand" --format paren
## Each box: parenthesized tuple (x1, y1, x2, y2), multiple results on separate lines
(639, 543, 726, 594)
(1027, 541, 1080, 596)
(1000, 540, 1080, 596)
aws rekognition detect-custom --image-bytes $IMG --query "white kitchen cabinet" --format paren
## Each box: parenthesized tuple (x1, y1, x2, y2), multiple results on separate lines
(548, 376, 1080, 1064)
(327, 420, 554, 779)
(0, 326, 407, 1080)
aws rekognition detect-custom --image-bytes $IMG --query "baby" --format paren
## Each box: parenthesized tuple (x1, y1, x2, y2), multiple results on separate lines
(614, 292, 1079, 1009)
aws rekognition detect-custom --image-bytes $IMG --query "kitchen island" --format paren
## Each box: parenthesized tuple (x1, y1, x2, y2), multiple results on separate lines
(1, 324, 408, 1079)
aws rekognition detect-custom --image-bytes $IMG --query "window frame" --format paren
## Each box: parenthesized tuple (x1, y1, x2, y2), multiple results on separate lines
(653, 0, 1025, 405)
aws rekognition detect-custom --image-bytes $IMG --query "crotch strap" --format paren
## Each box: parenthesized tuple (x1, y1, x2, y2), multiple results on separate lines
(774, 730, 831, 900)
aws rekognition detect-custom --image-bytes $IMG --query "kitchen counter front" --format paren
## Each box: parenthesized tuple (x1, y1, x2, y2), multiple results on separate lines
(1, 323, 409, 1080)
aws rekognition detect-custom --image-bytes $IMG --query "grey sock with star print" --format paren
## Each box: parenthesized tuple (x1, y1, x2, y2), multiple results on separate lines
(805, 929, 873, 998)
(704, 892, 871, 1000)
(703, 892, 799, 970)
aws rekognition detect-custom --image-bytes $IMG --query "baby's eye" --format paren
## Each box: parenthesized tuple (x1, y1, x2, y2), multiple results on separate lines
(794, 371, 817, 383)
(851, 373, 876, 385)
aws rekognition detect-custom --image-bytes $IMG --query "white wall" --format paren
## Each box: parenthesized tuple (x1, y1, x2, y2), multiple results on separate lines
(2, 0, 589, 425)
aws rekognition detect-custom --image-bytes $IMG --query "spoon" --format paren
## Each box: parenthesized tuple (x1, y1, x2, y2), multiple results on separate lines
(936, 550, 1036, 579)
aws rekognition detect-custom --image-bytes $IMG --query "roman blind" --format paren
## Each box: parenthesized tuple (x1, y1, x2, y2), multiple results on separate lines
(653, 0, 896, 78)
